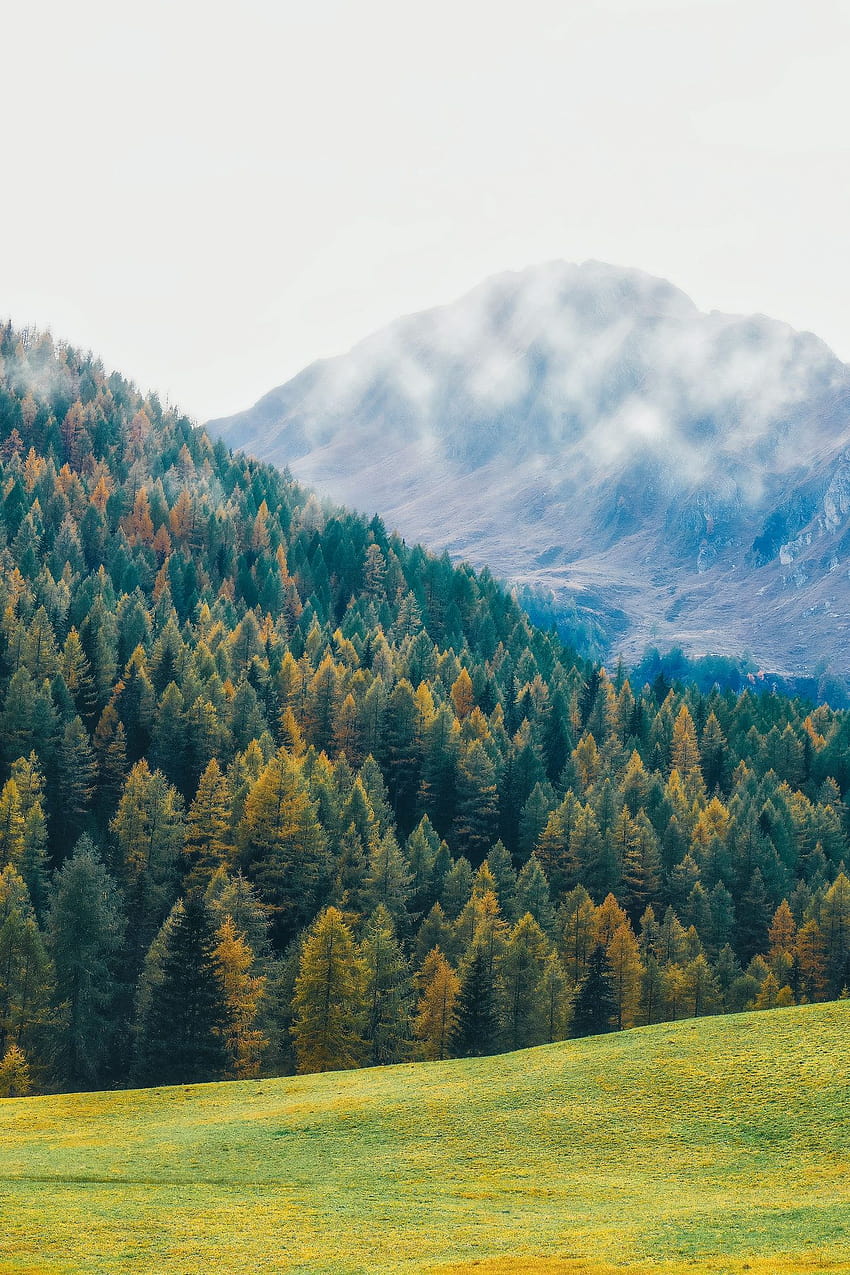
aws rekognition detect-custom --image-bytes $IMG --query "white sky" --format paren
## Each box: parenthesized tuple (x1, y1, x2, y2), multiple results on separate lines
(3, 0, 850, 422)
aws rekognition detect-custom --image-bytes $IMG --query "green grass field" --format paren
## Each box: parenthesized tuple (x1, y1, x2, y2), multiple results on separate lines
(1, 1002, 848, 1275)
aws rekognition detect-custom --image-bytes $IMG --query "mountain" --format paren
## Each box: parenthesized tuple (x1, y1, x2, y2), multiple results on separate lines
(208, 261, 850, 673)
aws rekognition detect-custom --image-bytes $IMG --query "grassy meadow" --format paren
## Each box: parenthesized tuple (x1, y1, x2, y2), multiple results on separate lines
(0, 1002, 848, 1275)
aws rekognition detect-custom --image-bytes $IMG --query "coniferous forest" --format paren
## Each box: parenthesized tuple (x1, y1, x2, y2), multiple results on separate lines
(1, 322, 850, 1098)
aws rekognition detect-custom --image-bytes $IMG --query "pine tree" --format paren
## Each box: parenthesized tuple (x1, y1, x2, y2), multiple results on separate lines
(61, 628, 97, 722)
(364, 830, 412, 926)
(360, 905, 412, 1065)
(149, 682, 187, 790)
(486, 840, 519, 922)
(441, 856, 474, 920)
(767, 899, 797, 985)
(405, 815, 441, 916)
(414, 902, 455, 966)
(0, 866, 54, 1069)
(515, 854, 557, 935)
(682, 952, 720, 1017)
(1, 670, 38, 768)
(453, 741, 499, 865)
(517, 782, 556, 859)
(796, 918, 827, 1001)
(539, 951, 570, 1043)
(737, 868, 772, 963)
(0, 780, 26, 869)
(638, 951, 666, 1025)
(557, 885, 597, 983)
(820, 871, 850, 995)
(238, 749, 327, 946)
(384, 679, 423, 834)
(58, 713, 95, 809)
(184, 759, 234, 889)
(536, 792, 580, 898)
(454, 906, 507, 1057)
(92, 703, 128, 822)
(47, 836, 126, 1087)
(606, 921, 643, 1030)
(498, 913, 551, 1051)
(135, 893, 228, 1085)
(450, 668, 474, 720)
(570, 942, 617, 1037)
(205, 870, 272, 962)
(111, 759, 185, 971)
(621, 810, 662, 926)
(671, 704, 701, 779)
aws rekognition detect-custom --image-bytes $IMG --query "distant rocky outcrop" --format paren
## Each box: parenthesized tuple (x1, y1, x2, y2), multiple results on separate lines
(208, 261, 850, 673)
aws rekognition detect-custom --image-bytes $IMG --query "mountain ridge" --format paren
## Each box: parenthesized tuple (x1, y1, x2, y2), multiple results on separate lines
(208, 261, 850, 674)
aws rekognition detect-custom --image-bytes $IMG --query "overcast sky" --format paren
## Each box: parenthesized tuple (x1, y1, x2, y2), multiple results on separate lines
(3, 0, 850, 422)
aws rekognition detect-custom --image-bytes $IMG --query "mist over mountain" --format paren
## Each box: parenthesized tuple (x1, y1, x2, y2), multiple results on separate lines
(208, 262, 850, 673)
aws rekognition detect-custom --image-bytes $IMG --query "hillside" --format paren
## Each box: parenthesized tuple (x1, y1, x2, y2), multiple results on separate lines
(3, 320, 850, 1098)
(208, 261, 850, 674)
(1, 1002, 848, 1274)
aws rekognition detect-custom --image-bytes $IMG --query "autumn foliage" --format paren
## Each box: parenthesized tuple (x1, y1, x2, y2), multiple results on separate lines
(1, 322, 850, 1092)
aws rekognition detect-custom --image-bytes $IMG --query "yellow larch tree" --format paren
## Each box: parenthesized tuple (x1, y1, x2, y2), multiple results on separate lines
(413, 947, 460, 1061)
(214, 915, 268, 1079)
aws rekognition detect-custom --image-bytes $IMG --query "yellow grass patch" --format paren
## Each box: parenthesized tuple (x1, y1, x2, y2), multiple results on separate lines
(0, 1003, 848, 1274)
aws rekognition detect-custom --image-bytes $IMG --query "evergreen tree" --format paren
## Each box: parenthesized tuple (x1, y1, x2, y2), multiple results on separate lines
(539, 951, 570, 1043)
(135, 893, 228, 1085)
(0, 780, 25, 869)
(364, 830, 412, 926)
(183, 759, 233, 889)
(453, 741, 499, 865)
(570, 942, 617, 1037)
(558, 885, 597, 983)
(360, 905, 412, 1065)
(111, 760, 185, 972)
(414, 902, 455, 966)
(441, 856, 474, 920)
(238, 749, 328, 946)
(454, 906, 507, 1057)
(0, 1043, 31, 1097)
(736, 868, 772, 964)
(498, 913, 551, 1051)
(606, 921, 643, 1029)
(515, 854, 557, 935)
(47, 836, 126, 1087)
(0, 866, 54, 1070)
(56, 716, 97, 849)
(486, 840, 519, 922)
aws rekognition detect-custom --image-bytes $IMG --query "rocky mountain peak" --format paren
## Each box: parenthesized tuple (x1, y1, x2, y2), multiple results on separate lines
(208, 262, 850, 673)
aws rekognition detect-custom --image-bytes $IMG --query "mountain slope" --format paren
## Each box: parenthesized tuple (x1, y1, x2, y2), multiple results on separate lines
(7, 320, 850, 1103)
(209, 262, 850, 673)
(3, 1001, 848, 1274)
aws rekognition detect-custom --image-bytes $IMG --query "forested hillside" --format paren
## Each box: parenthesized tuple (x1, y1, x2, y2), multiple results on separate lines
(0, 323, 849, 1097)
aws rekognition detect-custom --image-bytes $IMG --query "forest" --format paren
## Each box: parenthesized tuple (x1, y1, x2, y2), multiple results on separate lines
(0, 321, 849, 1096)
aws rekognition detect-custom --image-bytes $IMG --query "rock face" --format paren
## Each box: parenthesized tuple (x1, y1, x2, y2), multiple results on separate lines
(207, 261, 850, 673)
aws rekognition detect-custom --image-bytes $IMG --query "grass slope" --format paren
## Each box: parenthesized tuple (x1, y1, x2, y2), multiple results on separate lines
(1, 1003, 848, 1275)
